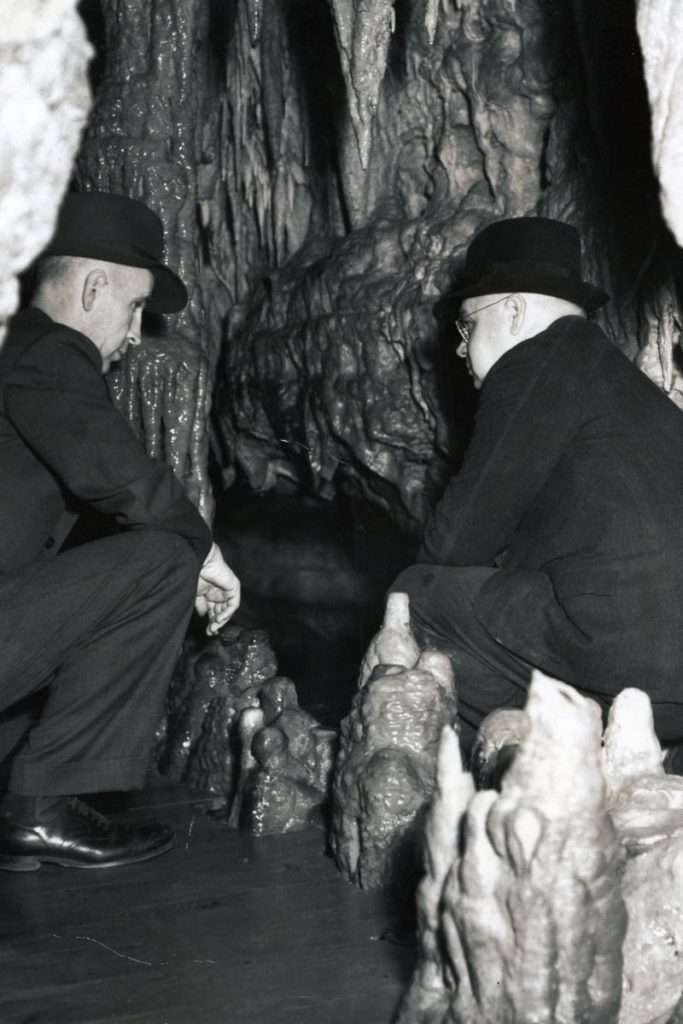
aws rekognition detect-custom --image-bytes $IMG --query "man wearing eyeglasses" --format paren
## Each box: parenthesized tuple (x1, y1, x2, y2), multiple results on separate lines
(391, 216, 683, 763)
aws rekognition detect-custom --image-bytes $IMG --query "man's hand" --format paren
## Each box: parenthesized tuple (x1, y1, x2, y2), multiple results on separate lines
(195, 543, 241, 635)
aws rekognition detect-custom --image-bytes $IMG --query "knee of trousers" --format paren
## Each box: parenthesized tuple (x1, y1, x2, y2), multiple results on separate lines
(125, 531, 200, 599)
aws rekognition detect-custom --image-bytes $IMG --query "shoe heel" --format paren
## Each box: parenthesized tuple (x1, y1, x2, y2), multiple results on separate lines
(0, 854, 41, 872)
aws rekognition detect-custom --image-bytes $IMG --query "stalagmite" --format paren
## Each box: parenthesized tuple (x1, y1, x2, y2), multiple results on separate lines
(398, 672, 683, 1023)
(331, 643, 458, 889)
(398, 672, 627, 1023)
(358, 592, 421, 687)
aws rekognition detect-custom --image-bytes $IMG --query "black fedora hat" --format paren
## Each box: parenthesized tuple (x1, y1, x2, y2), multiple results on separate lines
(450, 216, 609, 313)
(41, 191, 187, 314)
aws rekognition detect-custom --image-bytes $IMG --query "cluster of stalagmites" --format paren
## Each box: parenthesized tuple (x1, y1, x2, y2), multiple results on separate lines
(155, 625, 336, 835)
(393, 677, 683, 1024)
(155, 591, 683, 1020)
(328, 592, 683, 1022)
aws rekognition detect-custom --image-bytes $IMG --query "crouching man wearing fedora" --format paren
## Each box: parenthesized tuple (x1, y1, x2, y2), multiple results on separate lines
(392, 216, 683, 759)
(0, 191, 240, 870)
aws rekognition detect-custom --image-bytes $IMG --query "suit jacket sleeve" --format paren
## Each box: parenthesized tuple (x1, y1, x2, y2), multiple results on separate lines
(3, 325, 213, 564)
(418, 320, 593, 567)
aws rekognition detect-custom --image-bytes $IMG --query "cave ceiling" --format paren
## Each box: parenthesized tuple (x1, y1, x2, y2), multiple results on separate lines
(73, 0, 681, 531)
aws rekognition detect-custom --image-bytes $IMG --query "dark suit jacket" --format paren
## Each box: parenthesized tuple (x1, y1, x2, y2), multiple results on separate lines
(0, 308, 212, 572)
(418, 316, 683, 700)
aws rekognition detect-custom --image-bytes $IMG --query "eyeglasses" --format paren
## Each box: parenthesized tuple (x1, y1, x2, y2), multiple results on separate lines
(454, 294, 513, 346)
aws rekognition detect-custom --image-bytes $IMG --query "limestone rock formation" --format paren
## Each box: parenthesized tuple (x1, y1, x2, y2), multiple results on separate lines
(469, 706, 530, 790)
(637, 0, 683, 247)
(0, 1, 91, 343)
(156, 627, 337, 834)
(107, 337, 213, 519)
(228, 686, 337, 835)
(71, 0, 683, 532)
(398, 674, 683, 1024)
(398, 673, 627, 1024)
(156, 625, 278, 796)
(331, 648, 458, 889)
(358, 591, 421, 688)
(329, 0, 395, 167)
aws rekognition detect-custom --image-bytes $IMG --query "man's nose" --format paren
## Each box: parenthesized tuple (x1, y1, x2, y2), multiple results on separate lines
(456, 339, 467, 359)
(127, 308, 143, 347)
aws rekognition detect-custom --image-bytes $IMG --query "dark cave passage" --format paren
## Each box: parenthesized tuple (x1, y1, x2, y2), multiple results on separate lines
(212, 484, 414, 727)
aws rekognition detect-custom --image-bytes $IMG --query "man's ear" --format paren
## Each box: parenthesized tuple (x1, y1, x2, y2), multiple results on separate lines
(507, 293, 526, 336)
(82, 268, 108, 312)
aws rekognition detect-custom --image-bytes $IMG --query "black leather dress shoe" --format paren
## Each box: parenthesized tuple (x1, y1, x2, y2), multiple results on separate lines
(0, 797, 175, 871)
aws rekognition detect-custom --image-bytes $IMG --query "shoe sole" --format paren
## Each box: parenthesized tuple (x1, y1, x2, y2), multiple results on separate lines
(0, 835, 176, 871)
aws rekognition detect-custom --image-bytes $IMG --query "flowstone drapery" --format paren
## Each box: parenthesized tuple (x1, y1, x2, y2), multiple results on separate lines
(73, 0, 683, 532)
(397, 674, 683, 1024)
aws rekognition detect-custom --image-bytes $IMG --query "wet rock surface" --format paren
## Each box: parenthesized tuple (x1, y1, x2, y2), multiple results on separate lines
(156, 625, 278, 797)
(155, 624, 337, 835)
(331, 595, 459, 889)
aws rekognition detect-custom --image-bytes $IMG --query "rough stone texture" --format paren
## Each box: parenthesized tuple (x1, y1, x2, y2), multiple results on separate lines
(227, 684, 338, 835)
(329, 0, 395, 168)
(73, 0, 683, 531)
(216, 0, 643, 532)
(398, 673, 627, 1024)
(637, 0, 683, 247)
(156, 626, 336, 834)
(156, 625, 278, 797)
(76, 0, 224, 518)
(398, 674, 683, 1024)
(0, 2, 91, 344)
(331, 642, 458, 890)
(107, 336, 213, 519)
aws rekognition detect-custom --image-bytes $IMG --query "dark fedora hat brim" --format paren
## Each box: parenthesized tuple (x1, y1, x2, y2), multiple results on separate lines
(451, 270, 609, 314)
(40, 241, 188, 314)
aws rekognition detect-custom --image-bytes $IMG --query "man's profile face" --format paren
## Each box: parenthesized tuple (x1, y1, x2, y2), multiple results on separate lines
(455, 294, 510, 389)
(89, 265, 154, 373)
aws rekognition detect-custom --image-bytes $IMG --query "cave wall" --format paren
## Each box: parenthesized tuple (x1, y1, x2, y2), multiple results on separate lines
(73, 0, 683, 532)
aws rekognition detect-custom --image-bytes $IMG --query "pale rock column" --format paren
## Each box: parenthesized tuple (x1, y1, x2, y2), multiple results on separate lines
(0, 2, 91, 344)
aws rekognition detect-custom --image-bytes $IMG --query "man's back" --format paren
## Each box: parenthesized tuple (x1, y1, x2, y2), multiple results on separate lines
(420, 316, 683, 695)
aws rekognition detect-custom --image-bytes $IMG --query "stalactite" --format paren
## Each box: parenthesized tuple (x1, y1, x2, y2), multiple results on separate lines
(328, 0, 395, 168)
(245, 0, 263, 46)
(424, 0, 441, 43)
(218, 0, 314, 307)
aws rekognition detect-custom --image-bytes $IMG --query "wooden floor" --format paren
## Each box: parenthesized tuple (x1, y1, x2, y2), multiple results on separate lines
(0, 785, 417, 1024)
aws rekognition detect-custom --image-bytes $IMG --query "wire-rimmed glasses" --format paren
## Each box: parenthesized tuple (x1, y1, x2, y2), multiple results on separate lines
(454, 294, 513, 346)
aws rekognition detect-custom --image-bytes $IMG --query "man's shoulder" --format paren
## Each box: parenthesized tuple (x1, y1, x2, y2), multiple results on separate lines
(1, 309, 102, 379)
